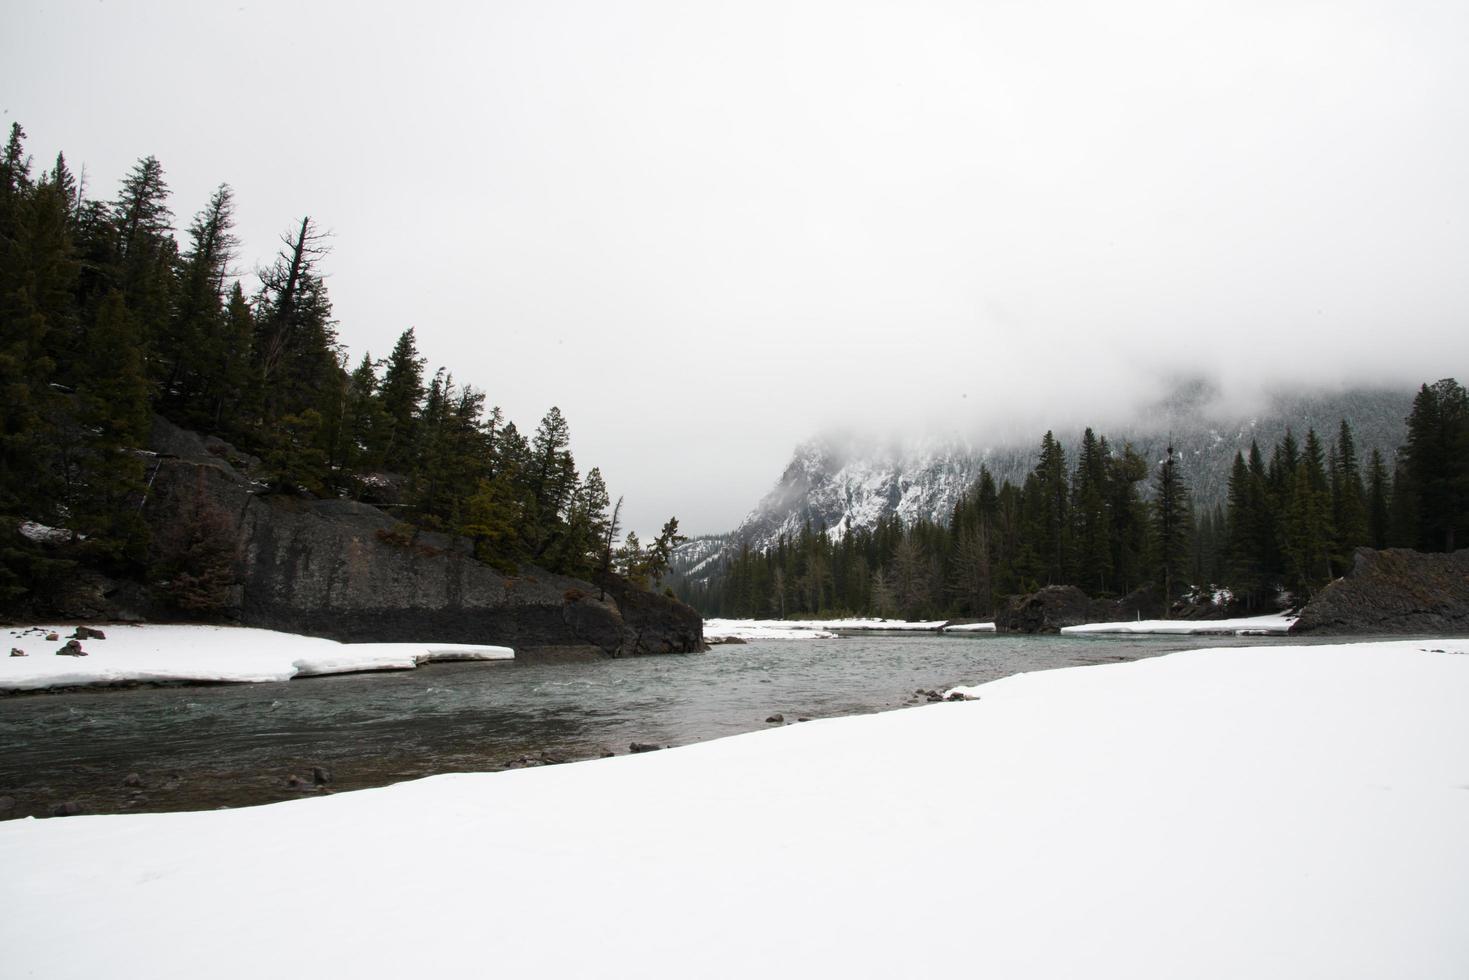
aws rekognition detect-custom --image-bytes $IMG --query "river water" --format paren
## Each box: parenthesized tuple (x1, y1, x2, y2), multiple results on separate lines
(0, 631, 1332, 820)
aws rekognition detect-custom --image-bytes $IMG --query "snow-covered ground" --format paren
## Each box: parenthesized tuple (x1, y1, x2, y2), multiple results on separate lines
(941, 621, 996, 632)
(704, 617, 949, 640)
(1060, 612, 1297, 636)
(4, 637, 1467, 979)
(0, 625, 512, 691)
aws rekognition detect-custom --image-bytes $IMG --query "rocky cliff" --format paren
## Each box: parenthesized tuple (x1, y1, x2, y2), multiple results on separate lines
(137, 419, 703, 656)
(1292, 548, 1469, 635)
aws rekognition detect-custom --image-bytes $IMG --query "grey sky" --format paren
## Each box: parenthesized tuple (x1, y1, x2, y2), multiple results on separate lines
(5, 0, 1467, 535)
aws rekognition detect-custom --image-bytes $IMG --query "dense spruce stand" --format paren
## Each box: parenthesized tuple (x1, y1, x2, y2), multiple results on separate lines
(0, 123, 686, 615)
(679, 383, 1468, 621)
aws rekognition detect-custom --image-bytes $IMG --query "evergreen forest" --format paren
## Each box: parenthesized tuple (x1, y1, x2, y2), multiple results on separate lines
(680, 381, 1468, 620)
(0, 124, 682, 610)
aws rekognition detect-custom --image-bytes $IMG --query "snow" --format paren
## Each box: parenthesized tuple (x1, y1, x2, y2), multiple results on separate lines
(941, 621, 996, 632)
(2, 638, 1467, 979)
(704, 617, 949, 640)
(704, 620, 839, 640)
(1060, 612, 1297, 636)
(0, 625, 512, 691)
(17, 520, 73, 544)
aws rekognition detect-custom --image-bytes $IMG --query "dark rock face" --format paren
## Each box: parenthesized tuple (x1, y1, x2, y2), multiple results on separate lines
(995, 586, 1116, 633)
(1293, 548, 1469, 634)
(117, 417, 705, 657)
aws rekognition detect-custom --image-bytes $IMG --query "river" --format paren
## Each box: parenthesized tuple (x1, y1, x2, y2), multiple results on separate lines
(0, 631, 1332, 820)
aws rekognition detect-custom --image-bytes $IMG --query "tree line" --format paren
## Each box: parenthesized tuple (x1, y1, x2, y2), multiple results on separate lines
(0, 123, 682, 608)
(680, 380, 1467, 620)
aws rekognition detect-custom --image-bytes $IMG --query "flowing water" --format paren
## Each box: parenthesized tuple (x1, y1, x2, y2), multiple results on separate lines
(0, 631, 1335, 819)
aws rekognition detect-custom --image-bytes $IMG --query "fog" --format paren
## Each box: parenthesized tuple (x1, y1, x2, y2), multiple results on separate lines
(5, 1, 1467, 534)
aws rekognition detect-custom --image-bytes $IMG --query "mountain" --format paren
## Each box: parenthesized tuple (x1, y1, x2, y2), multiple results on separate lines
(675, 383, 1416, 581)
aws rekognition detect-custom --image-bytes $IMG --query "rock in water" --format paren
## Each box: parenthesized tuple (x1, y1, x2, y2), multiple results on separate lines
(628, 742, 662, 754)
(765, 713, 784, 724)
(995, 586, 1116, 633)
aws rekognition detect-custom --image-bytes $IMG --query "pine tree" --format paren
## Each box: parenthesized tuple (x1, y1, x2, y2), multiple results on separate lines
(254, 216, 336, 422)
(1225, 451, 1266, 606)
(1366, 448, 1391, 549)
(1280, 430, 1335, 597)
(1329, 419, 1368, 566)
(111, 156, 176, 362)
(377, 327, 425, 470)
(1403, 379, 1468, 552)
(1106, 444, 1149, 595)
(1, 171, 77, 522)
(1071, 428, 1112, 593)
(70, 290, 152, 563)
(1032, 431, 1070, 583)
(1152, 444, 1191, 610)
(163, 184, 238, 416)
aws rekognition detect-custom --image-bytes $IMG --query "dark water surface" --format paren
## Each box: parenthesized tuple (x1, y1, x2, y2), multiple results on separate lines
(0, 631, 1336, 819)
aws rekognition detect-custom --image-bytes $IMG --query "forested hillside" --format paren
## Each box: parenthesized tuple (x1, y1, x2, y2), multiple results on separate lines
(679, 384, 1468, 620)
(0, 124, 681, 611)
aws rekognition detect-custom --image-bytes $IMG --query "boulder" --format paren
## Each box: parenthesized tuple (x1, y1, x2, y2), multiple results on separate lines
(55, 639, 86, 656)
(1293, 548, 1469, 634)
(72, 626, 107, 640)
(628, 742, 662, 754)
(765, 713, 784, 724)
(995, 586, 1116, 633)
(9, 648, 24, 657)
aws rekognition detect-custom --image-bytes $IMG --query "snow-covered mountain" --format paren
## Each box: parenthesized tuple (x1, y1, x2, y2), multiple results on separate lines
(676, 384, 1416, 579)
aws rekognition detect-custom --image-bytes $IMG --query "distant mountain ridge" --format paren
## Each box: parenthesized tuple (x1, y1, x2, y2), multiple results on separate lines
(673, 384, 1416, 581)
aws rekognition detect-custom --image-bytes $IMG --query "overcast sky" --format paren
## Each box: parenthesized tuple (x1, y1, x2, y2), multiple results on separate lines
(6, 0, 1467, 535)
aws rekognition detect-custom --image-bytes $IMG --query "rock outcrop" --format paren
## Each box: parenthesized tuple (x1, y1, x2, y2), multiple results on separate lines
(995, 586, 1117, 633)
(130, 418, 703, 656)
(1292, 547, 1469, 634)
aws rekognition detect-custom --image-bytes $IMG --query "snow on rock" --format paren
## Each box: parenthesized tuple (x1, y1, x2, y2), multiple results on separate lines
(17, 520, 73, 544)
(2, 638, 1467, 979)
(1060, 612, 1297, 636)
(941, 621, 997, 632)
(0, 625, 512, 691)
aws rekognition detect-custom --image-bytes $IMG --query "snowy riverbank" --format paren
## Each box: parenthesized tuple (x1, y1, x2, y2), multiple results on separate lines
(3, 637, 1466, 978)
(1059, 612, 1297, 636)
(704, 617, 951, 641)
(1, 625, 512, 691)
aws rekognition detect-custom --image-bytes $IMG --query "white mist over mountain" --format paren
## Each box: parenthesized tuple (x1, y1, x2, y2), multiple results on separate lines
(6, 1, 1466, 535)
